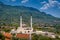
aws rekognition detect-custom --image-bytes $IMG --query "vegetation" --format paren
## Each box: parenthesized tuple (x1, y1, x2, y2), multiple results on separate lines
(0, 2, 60, 27)
(0, 2, 60, 40)
(0, 33, 60, 40)
(32, 34, 60, 40)
(0, 33, 5, 40)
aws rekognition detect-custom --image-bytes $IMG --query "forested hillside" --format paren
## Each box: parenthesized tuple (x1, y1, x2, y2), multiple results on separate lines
(0, 2, 60, 26)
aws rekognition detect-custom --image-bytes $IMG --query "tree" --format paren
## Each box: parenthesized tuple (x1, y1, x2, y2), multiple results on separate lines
(0, 33, 5, 40)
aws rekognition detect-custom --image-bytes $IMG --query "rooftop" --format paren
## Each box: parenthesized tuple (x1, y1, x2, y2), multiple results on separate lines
(3, 32, 12, 39)
(16, 34, 30, 39)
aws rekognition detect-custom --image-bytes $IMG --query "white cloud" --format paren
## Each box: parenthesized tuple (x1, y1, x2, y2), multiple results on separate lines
(50, 0, 60, 8)
(40, 3, 50, 10)
(21, 0, 29, 3)
(40, 0, 60, 10)
(49, 0, 59, 7)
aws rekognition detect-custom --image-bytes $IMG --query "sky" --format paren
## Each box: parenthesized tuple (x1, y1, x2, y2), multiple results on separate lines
(0, 0, 60, 18)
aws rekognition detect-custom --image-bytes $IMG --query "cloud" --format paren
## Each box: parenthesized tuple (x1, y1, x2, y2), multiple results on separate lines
(40, 3, 50, 10)
(49, 0, 60, 8)
(21, 0, 29, 3)
(40, 0, 60, 10)
(49, 0, 59, 7)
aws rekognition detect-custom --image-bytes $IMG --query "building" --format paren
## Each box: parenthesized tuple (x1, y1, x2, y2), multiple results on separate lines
(11, 16, 33, 40)
(16, 16, 33, 34)
(16, 34, 30, 39)
(3, 32, 12, 40)
(35, 31, 56, 38)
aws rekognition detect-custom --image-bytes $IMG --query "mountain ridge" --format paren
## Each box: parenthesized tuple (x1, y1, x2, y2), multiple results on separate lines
(0, 2, 60, 26)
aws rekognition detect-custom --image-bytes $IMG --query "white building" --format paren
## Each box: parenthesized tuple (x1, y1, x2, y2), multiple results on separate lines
(11, 16, 33, 34)
(35, 31, 56, 38)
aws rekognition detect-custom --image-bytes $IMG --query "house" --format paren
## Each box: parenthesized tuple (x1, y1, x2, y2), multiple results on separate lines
(3, 32, 12, 40)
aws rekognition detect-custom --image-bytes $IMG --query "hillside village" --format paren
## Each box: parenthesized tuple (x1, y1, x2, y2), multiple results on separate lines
(0, 16, 60, 40)
(0, 0, 60, 40)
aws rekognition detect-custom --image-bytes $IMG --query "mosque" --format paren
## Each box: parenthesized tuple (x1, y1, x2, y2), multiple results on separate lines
(10, 16, 33, 40)
(11, 16, 33, 34)
(16, 16, 33, 34)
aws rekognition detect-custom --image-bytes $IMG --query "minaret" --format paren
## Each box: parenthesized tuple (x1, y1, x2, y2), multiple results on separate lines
(31, 16, 32, 28)
(16, 16, 22, 33)
(20, 16, 22, 28)
(30, 16, 32, 40)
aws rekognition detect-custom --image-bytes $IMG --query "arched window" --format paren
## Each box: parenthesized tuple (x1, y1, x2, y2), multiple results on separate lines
(28, 31, 30, 33)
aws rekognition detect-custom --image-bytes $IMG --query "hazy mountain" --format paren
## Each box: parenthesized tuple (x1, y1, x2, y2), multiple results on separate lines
(0, 2, 60, 26)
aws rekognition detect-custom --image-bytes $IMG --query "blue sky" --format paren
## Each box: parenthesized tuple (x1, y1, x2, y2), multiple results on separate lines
(0, 0, 60, 18)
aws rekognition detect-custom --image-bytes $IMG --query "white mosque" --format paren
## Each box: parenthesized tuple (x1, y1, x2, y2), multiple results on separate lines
(11, 16, 33, 34)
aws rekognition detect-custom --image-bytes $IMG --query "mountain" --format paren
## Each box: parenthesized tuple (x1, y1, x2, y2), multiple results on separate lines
(0, 2, 60, 26)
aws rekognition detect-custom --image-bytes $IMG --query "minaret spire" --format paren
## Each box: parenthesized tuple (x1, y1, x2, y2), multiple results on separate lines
(20, 16, 22, 28)
(31, 16, 32, 28)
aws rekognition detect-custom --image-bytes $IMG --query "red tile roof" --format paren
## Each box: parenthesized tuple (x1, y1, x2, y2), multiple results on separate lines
(3, 32, 12, 39)
(16, 34, 30, 39)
